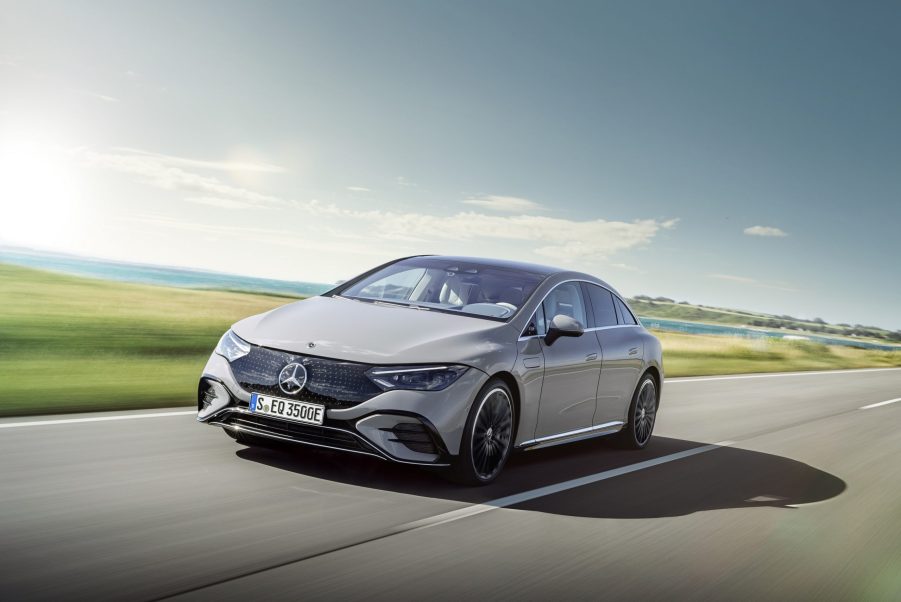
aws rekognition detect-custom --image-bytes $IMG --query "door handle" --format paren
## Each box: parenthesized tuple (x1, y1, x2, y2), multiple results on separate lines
(628, 347, 639, 356)
(585, 353, 598, 361)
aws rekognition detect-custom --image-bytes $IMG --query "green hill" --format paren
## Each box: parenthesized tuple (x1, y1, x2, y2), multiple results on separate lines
(628, 296, 901, 344)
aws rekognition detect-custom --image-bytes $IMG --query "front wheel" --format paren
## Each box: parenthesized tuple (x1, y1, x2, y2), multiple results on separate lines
(615, 374, 658, 449)
(448, 379, 515, 485)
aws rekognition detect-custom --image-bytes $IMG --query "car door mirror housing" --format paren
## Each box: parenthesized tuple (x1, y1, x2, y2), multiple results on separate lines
(544, 314, 585, 346)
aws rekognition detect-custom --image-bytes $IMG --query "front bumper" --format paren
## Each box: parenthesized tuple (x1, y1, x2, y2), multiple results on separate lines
(197, 352, 488, 464)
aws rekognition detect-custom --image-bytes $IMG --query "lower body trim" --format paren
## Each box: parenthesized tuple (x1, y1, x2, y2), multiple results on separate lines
(517, 420, 625, 450)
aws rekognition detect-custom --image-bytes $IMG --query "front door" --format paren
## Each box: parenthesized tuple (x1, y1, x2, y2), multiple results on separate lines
(534, 282, 602, 439)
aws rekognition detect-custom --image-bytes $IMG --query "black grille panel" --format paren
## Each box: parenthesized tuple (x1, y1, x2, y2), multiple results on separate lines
(229, 345, 382, 409)
(226, 413, 371, 453)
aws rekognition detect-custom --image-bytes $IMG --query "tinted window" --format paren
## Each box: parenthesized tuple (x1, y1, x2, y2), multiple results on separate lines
(614, 296, 638, 325)
(339, 257, 545, 320)
(356, 267, 427, 300)
(523, 304, 547, 337)
(585, 284, 618, 327)
(542, 282, 587, 327)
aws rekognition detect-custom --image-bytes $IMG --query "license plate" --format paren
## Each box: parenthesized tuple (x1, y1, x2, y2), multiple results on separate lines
(250, 393, 325, 426)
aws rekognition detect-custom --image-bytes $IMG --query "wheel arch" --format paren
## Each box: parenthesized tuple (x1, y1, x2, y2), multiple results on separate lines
(488, 370, 521, 441)
(642, 365, 662, 406)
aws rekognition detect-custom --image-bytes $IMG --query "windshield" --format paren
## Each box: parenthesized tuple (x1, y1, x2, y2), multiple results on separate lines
(336, 258, 546, 320)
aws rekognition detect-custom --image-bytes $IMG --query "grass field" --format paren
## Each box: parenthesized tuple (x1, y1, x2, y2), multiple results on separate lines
(655, 331, 901, 377)
(0, 264, 293, 417)
(1, 263, 899, 417)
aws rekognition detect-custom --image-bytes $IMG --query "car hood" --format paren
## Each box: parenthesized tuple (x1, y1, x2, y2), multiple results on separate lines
(231, 296, 516, 368)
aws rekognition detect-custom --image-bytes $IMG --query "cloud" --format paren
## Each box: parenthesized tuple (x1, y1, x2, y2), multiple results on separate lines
(461, 195, 545, 213)
(709, 273, 798, 292)
(183, 196, 261, 209)
(122, 214, 403, 259)
(351, 212, 674, 260)
(610, 262, 642, 272)
(85, 92, 120, 103)
(75, 148, 293, 209)
(112, 147, 286, 173)
(79, 147, 677, 261)
(710, 273, 758, 284)
(744, 225, 787, 237)
(395, 176, 417, 187)
(661, 218, 680, 229)
(346, 186, 371, 192)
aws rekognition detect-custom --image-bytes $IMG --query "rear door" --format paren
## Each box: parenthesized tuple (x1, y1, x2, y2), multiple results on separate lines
(583, 284, 643, 425)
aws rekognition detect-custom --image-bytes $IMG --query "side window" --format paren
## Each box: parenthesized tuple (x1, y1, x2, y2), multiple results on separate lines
(585, 284, 618, 327)
(542, 282, 588, 328)
(522, 303, 547, 337)
(614, 296, 638, 325)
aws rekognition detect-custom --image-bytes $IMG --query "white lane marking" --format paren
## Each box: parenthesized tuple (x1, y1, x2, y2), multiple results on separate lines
(666, 367, 901, 384)
(859, 398, 901, 410)
(0, 410, 195, 429)
(399, 441, 733, 533)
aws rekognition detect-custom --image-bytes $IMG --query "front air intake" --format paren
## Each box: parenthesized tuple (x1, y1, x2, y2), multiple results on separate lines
(386, 422, 438, 455)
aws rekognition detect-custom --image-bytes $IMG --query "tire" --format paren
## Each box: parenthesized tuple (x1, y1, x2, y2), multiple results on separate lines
(615, 373, 658, 449)
(448, 378, 515, 486)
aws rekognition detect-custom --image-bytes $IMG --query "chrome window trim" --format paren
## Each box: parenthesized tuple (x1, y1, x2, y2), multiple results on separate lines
(518, 323, 641, 342)
(519, 278, 640, 338)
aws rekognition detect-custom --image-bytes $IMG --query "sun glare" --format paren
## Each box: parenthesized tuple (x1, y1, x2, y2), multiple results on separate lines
(0, 139, 79, 247)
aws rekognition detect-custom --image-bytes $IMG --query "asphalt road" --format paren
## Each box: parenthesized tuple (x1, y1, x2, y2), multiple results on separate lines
(1, 368, 900, 600)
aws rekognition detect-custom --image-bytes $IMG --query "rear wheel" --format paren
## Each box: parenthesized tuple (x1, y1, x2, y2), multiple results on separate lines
(448, 379, 515, 485)
(615, 374, 658, 449)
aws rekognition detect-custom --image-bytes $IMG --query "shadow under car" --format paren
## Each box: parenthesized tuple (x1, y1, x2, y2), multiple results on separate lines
(234, 434, 846, 519)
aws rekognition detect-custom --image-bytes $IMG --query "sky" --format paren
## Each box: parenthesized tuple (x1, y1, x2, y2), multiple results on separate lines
(0, 0, 899, 329)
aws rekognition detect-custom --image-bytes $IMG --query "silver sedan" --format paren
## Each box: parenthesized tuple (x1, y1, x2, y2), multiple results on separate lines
(197, 255, 663, 485)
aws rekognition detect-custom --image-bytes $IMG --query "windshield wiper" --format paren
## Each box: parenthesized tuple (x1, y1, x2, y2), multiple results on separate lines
(373, 300, 432, 311)
(372, 299, 413, 309)
(338, 296, 433, 312)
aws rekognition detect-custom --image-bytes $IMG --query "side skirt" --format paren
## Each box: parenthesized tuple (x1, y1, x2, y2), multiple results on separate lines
(516, 421, 625, 451)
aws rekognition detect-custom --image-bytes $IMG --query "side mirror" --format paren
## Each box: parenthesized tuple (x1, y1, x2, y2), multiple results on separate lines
(544, 314, 585, 346)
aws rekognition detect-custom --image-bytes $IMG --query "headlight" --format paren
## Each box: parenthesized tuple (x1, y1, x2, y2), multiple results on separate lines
(365, 365, 469, 391)
(215, 330, 251, 362)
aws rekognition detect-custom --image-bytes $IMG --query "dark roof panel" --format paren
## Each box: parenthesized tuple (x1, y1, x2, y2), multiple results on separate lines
(424, 255, 563, 276)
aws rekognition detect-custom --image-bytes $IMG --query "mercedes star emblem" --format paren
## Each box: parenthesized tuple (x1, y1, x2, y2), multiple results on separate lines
(278, 362, 308, 395)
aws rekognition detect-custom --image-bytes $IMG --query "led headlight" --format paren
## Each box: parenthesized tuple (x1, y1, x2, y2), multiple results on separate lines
(214, 329, 251, 362)
(365, 365, 469, 391)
